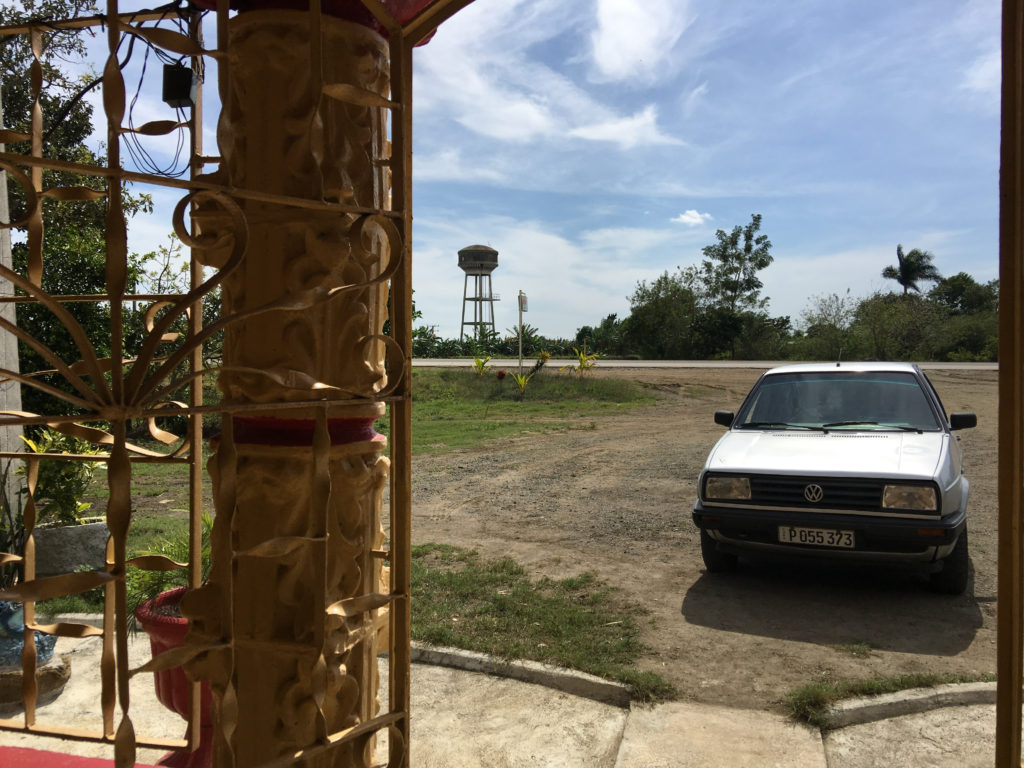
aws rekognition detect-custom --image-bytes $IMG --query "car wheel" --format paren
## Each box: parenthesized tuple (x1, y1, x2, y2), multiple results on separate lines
(930, 528, 969, 595)
(700, 528, 738, 573)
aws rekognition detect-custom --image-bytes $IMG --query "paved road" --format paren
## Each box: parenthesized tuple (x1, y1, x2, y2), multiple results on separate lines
(412, 358, 998, 371)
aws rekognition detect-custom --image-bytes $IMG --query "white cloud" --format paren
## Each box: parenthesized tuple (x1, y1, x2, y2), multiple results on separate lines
(590, 0, 693, 83)
(672, 209, 712, 226)
(568, 105, 681, 149)
(413, 0, 579, 143)
(416, 148, 507, 183)
(414, 0, 690, 155)
(414, 58, 556, 142)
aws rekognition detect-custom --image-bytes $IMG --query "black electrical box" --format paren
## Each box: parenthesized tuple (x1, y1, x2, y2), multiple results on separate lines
(162, 63, 197, 109)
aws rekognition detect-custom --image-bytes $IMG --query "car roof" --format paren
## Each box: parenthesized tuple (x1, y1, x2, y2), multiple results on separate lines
(762, 361, 922, 376)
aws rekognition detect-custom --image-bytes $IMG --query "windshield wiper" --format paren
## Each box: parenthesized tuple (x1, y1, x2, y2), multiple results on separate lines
(821, 420, 923, 433)
(741, 421, 828, 432)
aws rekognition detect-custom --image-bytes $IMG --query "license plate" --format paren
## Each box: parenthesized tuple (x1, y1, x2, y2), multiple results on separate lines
(778, 526, 855, 548)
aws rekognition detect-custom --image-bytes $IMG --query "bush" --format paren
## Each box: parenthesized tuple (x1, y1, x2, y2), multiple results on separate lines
(0, 429, 103, 588)
(20, 429, 103, 526)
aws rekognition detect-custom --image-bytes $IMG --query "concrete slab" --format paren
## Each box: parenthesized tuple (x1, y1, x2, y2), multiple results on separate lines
(823, 704, 996, 768)
(405, 664, 628, 768)
(613, 701, 826, 768)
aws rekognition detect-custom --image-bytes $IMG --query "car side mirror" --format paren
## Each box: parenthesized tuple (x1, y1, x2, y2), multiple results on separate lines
(949, 412, 977, 431)
(714, 410, 734, 428)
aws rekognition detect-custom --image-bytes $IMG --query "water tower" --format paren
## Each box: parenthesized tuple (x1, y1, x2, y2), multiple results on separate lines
(459, 244, 500, 341)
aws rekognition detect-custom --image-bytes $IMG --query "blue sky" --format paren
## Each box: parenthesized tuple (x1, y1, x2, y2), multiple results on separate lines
(55, 0, 1000, 341)
(408, 0, 1000, 339)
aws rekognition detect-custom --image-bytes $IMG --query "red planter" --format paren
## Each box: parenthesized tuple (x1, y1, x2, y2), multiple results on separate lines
(134, 588, 212, 768)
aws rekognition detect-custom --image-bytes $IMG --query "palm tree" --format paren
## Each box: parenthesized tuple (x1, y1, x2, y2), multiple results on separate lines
(881, 245, 942, 294)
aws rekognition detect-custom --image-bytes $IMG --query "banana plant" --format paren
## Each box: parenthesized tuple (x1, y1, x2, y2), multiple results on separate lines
(562, 345, 599, 376)
(472, 355, 492, 375)
(510, 371, 533, 398)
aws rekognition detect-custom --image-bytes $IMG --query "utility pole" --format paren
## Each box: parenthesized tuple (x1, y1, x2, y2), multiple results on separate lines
(0, 85, 24, 526)
(517, 290, 527, 376)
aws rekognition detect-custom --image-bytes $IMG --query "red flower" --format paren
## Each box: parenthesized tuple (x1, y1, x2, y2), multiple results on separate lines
(496, 370, 507, 380)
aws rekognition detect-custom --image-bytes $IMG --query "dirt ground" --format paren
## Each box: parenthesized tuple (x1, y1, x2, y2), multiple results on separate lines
(408, 365, 999, 712)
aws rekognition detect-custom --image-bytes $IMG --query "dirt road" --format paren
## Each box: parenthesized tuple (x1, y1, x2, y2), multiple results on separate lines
(408, 366, 998, 712)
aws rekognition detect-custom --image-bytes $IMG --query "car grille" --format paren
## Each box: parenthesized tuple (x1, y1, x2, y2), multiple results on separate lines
(704, 473, 938, 514)
(750, 475, 883, 510)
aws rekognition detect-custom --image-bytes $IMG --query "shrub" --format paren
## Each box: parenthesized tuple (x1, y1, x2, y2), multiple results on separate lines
(20, 429, 104, 526)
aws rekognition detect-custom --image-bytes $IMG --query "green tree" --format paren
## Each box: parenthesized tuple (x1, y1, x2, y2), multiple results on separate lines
(798, 290, 859, 361)
(924, 272, 998, 361)
(851, 292, 945, 360)
(734, 313, 792, 360)
(12, 229, 147, 417)
(928, 272, 998, 315)
(700, 214, 774, 314)
(575, 314, 625, 357)
(699, 214, 774, 357)
(2, 0, 156, 417)
(932, 313, 998, 362)
(622, 268, 703, 359)
(881, 245, 942, 295)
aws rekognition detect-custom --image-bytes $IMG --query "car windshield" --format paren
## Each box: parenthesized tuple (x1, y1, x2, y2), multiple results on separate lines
(734, 371, 941, 432)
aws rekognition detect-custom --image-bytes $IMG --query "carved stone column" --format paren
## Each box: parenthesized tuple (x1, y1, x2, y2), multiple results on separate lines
(181, 10, 394, 767)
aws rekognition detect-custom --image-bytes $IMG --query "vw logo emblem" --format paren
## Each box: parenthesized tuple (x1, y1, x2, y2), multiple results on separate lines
(804, 484, 824, 503)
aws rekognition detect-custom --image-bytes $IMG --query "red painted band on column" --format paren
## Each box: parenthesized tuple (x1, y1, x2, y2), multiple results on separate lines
(232, 416, 384, 446)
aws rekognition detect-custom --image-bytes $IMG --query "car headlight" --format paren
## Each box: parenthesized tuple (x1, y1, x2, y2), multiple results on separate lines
(705, 476, 751, 500)
(882, 484, 937, 511)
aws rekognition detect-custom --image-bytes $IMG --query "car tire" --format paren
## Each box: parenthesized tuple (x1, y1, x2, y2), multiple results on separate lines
(700, 528, 738, 573)
(930, 528, 969, 595)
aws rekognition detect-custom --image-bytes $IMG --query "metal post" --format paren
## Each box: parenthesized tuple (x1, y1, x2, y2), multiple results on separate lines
(997, 1, 1024, 764)
(517, 290, 523, 376)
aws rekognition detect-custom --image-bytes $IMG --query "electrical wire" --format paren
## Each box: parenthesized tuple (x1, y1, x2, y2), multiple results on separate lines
(120, 4, 201, 178)
(26, 1, 207, 179)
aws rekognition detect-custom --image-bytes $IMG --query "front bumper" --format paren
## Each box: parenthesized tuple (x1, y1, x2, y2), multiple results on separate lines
(692, 500, 966, 563)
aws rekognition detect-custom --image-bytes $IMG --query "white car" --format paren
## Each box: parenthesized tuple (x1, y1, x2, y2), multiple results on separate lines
(692, 362, 977, 594)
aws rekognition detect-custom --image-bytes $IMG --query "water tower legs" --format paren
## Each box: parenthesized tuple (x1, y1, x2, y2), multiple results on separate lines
(460, 272, 497, 341)
(458, 245, 499, 342)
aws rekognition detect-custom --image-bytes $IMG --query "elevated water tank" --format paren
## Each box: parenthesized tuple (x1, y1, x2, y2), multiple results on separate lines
(459, 245, 499, 341)
(458, 244, 499, 275)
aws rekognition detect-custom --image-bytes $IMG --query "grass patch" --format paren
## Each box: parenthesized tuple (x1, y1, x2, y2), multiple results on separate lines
(410, 543, 675, 702)
(37, 588, 104, 615)
(404, 368, 655, 454)
(784, 671, 998, 729)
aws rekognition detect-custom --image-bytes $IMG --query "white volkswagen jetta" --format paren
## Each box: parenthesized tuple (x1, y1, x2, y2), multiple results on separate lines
(692, 362, 977, 594)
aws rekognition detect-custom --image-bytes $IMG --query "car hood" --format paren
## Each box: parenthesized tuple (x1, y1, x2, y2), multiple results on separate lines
(706, 430, 945, 479)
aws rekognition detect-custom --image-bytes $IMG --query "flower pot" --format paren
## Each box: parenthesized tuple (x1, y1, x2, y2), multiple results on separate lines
(134, 587, 212, 768)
